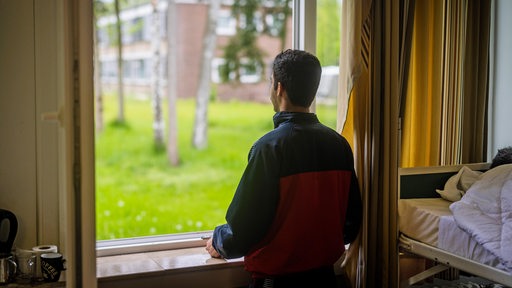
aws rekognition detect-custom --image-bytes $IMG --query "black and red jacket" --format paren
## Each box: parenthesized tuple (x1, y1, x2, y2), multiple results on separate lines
(212, 112, 362, 277)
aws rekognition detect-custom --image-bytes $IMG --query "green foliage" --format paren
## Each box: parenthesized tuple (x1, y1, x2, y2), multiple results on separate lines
(95, 94, 337, 240)
(221, 0, 291, 83)
(316, 0, 341, 66)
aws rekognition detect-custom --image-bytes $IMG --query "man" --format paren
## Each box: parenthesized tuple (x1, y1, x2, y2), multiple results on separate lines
(490, 146, 512, 169)
(206, 49, 362, 288)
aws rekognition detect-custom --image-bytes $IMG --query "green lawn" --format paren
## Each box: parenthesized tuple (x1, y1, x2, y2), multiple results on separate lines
(95, 95, 337, 240)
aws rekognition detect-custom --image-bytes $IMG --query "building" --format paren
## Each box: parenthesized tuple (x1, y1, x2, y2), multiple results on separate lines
(97, 0, 293, 103)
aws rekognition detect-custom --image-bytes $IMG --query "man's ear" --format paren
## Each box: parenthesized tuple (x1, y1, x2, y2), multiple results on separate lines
(276, 82, 284, 97)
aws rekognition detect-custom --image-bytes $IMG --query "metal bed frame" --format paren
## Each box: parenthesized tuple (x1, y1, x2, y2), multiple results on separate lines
(398, 163, 512, 287)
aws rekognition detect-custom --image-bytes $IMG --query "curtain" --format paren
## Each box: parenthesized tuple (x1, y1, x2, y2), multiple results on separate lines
(339, 0, 491, 286)
(400, 0, 443, 167)
(338, 0, 371, 287)
(339, 0, 404, 287)
(460, 0, 491, 164)
(400, 0, 491, 168)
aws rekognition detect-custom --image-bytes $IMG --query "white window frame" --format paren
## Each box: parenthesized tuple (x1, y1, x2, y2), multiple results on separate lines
(216, 9, 237, 36)
(92, 0, 317, 257)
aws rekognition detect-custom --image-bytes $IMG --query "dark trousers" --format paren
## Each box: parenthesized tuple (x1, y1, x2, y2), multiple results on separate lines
(249, 267, 338, 288)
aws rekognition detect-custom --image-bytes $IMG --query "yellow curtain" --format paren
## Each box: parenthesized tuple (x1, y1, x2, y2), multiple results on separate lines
(400, 0, 443, 167)
(339, 0, 401, 287)
(338, 0, 372, 286)
(339, 0, 491, 286)
(401, 0, 491, 168)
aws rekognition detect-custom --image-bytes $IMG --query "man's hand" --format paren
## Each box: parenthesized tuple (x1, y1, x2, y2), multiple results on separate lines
(206, 237, 222, 258)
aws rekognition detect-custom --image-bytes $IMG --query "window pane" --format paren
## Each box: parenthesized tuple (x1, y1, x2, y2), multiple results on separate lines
(94, 0, 293, 240)
(315, 0, 340, 131)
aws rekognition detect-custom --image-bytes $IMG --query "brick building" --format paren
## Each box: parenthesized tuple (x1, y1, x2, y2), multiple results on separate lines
(97, 0, 292, 103)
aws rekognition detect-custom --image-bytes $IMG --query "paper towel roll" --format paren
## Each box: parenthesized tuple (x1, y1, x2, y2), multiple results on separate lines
(32, 245, 58, 279)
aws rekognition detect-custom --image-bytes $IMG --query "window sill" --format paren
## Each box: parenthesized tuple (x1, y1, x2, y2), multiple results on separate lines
(97, 246, 250, 288)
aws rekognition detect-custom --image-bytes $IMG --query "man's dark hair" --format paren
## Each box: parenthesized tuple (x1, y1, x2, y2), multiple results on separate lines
(490, 146, 512, 169)
(272, 49, 322, 108)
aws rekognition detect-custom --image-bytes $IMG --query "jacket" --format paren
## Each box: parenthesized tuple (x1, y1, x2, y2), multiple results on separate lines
(212, 111, 362, 276)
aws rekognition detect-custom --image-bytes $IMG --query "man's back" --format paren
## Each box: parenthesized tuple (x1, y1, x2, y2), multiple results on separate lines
(242, 112, 359, 275)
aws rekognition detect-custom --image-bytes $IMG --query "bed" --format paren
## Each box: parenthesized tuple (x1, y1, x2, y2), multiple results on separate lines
(398, 163, 512, 287)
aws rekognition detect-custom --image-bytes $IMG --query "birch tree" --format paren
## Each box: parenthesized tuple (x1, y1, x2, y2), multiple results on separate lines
(151, 0, 165, 149)
(166, 0, 180, 165)
(93, 0, 107, 132)
(192, 0, 221, 149)
(114, 0, 125, 123)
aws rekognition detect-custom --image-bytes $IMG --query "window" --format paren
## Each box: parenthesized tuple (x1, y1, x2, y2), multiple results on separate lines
(211, 58, 262, 84)
(93, 0, 340, 254)
(314, 0, 341, 130)
(216, 9, 236, 36)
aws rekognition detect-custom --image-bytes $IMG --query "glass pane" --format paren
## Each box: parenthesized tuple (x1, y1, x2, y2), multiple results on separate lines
(315, 0, 340, 131)
(94, 0, 292, 240)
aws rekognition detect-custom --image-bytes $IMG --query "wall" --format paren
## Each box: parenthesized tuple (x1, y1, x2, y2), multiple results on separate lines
(491, 0, 512, 154)
(0, 0, 62, 252)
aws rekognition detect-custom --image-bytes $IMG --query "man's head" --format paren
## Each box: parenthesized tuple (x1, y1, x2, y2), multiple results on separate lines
(490, 146, 512, 169)
(270, 49, 322, 112)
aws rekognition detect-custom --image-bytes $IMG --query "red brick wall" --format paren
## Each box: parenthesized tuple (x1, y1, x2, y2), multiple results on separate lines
(174, 3, 292, 103)
(176, 4, 207, 99)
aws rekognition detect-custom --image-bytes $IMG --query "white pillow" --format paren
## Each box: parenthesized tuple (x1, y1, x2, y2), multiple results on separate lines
(436, 166, 482, 202)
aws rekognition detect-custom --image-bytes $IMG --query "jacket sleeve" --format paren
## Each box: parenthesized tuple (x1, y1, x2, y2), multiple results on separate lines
(343, 171, 362, 244)
(212, 143, 280, 259)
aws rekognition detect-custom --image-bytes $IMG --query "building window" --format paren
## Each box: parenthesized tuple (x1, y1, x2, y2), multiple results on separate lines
(212, 58, 262, 84)
(216, 9, 236, 36)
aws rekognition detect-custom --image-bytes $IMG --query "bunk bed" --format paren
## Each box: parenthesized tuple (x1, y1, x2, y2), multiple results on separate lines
(398, 163, 512, 287)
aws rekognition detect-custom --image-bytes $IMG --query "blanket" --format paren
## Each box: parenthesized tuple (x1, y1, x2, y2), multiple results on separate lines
(450, 164, 512, 270)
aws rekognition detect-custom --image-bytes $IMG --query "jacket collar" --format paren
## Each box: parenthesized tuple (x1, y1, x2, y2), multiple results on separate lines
(273, 111, 319, 128)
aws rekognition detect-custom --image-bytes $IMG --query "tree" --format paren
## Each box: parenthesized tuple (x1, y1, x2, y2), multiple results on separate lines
(166, 0, 180, 165)
(114, 0, 125, 124)
(93, 0, 108, 132)
(151, 0, 165, 149)
(192, 0, 221, 149)
(221, 0, 291, 83)
(317, 0, 341, 66)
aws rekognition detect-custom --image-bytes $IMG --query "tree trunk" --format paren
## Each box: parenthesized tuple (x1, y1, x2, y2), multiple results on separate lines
(93, 11, 104, 132)
(166, 0, 179, 165)
(151, 0, 165, 149)
(192, 0, 220, 149)
(114, 0, 125, 123)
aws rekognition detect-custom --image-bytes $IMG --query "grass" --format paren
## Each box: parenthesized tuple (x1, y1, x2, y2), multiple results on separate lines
(95, 94, 337, 240)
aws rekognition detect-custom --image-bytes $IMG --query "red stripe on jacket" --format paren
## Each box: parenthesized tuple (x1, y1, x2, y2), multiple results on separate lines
(244, 170, 352, 276)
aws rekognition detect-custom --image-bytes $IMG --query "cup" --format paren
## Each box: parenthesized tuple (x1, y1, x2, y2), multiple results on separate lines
(40, 253, 65, 282)
(0, 255, 17, 284)
(15, 249, 36, 283)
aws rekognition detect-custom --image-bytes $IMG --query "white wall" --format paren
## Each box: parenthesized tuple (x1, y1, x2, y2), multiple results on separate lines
(0, 0, 62, 252)
(0, 0, 38, 251)
(491, 0, 512, 155)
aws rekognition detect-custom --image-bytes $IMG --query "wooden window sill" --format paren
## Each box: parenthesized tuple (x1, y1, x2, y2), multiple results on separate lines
(97, 247, 250, 288)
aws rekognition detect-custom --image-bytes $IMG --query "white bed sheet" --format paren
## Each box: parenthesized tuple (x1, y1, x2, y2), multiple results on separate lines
(438, 215, 512, 273)
(398, 198, 452, 246)
(399, 198, 512, 273)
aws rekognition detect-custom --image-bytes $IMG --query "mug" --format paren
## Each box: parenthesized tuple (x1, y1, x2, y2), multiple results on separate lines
(0, 255, 17, 284)
(15, 249, 36, 282)
(40, 253, 66, 282)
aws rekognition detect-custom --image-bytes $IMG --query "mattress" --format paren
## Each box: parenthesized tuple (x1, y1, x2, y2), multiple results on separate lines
(399, 198, 511, 273)
(398, 198, 452, 246)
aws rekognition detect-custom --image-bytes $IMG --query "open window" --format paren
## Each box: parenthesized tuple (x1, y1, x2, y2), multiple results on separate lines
(93, 0, 341, 256)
